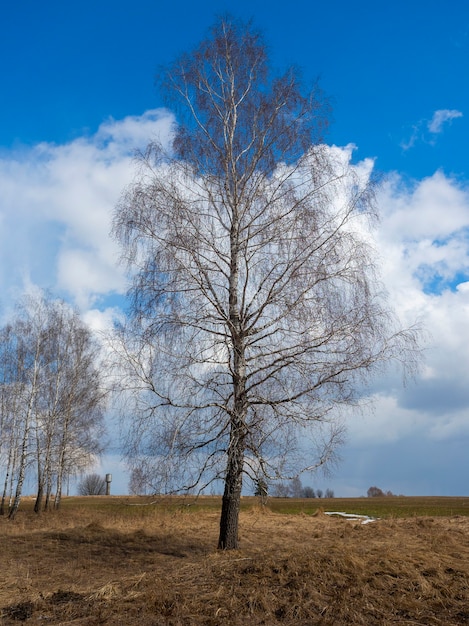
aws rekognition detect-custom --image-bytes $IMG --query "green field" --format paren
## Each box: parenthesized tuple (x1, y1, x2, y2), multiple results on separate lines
(264, 495, 469, 518)
(53, 494, 469, 519)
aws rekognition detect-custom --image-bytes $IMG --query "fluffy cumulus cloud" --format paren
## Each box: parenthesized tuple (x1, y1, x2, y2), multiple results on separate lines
(0, 109, 174, 315)
(376, 171, 469, 300)
(326, 169, 469, 496)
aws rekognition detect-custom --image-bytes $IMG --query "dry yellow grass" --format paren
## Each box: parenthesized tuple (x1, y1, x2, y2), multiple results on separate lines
(1, 499, 469, 624)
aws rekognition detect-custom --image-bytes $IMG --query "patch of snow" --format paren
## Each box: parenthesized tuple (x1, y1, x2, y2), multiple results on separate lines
(324, 511, 378, 524)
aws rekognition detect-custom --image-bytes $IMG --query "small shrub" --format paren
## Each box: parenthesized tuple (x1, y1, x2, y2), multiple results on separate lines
(77, 473, 106, 496)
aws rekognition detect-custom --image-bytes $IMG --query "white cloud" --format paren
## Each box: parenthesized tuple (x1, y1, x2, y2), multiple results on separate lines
(376, 171, 469, 301)
(354, 170, 469, 448)
(82, 307, 125, 335)
(401, 109, 463, 149)
(319, 167, 469, 476)
(346, 394, 428, 446)
(0, 109, 174, 311)
(428, 109, 463, 134)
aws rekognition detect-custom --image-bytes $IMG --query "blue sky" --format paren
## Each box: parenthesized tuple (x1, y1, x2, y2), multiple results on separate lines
(1, 0, 469, 496)
(2, 0, 467, 178)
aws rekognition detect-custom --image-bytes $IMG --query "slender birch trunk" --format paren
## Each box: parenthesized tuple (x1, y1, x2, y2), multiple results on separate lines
(9, 339, 41, 520)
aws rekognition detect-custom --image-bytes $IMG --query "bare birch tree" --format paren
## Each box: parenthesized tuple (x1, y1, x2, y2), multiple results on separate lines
(112, 18, 419, 549)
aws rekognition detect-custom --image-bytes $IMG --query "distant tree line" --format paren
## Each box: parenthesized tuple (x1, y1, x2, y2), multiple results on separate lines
(255, 476, 334, 499)
(367, 486, 398, 497)
(0, 292, 107, 518)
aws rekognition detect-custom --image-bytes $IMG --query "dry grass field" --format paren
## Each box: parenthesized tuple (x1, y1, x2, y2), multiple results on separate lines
(1, 496, 469, 625)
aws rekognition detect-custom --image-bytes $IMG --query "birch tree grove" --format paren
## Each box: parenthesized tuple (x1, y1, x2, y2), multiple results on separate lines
(113, 18, 419, 549)
(0, 293, 106, 518)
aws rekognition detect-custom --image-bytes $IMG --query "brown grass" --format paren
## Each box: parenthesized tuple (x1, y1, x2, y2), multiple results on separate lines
(1, 497, 469, 624)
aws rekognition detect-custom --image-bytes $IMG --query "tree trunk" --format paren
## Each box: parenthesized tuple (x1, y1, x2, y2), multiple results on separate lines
(54, 424, 69, 510)
(218, 197, 247, 550)
(9, 429, 29, 520)
(218, 435, 244, 549)
(9, 357, 39, 520)
(0, 471, 9, 516)
(34, 483, 43, 514)
(54, 486, 62, 510)
(0, 444, 15, 515)
(9, 414, 31, 520)
(44, 487, 51, 511)
(54, 470, 64, 510)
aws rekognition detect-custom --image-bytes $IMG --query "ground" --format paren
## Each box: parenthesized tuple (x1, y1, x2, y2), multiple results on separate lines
(1, 497, 468, 624)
